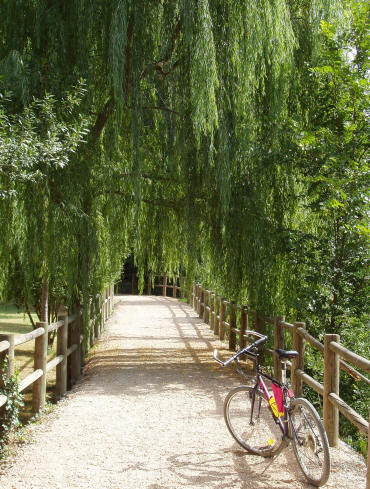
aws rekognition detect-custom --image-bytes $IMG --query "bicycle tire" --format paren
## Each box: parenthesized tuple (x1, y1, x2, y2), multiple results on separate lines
(224, 385, 283, 457)
(289, 397, 330, 487)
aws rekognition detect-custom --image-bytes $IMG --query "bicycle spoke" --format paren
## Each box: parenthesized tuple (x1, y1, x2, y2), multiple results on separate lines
(290, 398, 330, 487)
(224, 386, 283, 456)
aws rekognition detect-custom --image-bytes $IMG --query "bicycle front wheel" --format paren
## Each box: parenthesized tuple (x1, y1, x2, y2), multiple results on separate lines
(289, 397, 330, 487)
(224, 385, 283, 457)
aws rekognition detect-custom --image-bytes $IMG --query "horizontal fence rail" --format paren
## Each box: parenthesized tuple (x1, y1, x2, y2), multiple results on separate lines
(146, 274, 185, 299)
(0, 284, 114, 414)
(161, 277, 369, 483)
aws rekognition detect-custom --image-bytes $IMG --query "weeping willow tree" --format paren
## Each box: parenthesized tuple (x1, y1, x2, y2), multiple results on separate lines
(0, 0, 347, 326)
(1, 0, 368, 456)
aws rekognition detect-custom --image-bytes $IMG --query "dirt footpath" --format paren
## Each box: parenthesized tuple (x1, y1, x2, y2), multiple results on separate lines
(0, 295, 367, 489)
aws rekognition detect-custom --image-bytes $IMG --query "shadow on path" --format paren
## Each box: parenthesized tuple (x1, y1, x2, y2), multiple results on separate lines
(81, 295, 362, 489)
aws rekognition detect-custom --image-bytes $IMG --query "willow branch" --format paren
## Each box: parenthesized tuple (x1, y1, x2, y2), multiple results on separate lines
(126, 104, 181, 116)
(125, 17, 134, 101)
(140, 19, 182, 79)
(142, 198, 184, 210)
(117, 171, 181, 184)
(90, 99, 113, 141)
(103, 190, 184, 210)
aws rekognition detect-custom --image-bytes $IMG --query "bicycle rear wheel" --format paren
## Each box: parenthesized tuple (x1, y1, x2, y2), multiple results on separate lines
(224, 385, 283, 456)
(289, 397, 330, 487)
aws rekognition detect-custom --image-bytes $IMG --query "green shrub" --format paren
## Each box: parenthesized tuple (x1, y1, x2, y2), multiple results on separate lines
(0, 360, 23, 455)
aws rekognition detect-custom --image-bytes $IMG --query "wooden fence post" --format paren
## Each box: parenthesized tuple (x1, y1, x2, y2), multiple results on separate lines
(107, 287, 110, 318)
(229, 302, 237, 350)
(196, 284, 200, 315)
(79, 307, 84, 369)
(0, 334, 15, 378)
(94, 298, 99, 340)
(104, 288, 108, 321)
(100, 293, 103, 327)
(324, 333, 340, 447)
(367, 408, 370, 489)
(207, 291, 211, 325)
(210, 293, 214, 330)
(56, 313, 68, 400)
(200, 288, 205, 318)
(101, 292, 104, 326)
(89, 300, 95, 346)
(32, 323, 48, 413)
(99, 293, 104, 332)
(240, 307, 248, 349)
(0, 336, 12, 424)
(204, 290, 209, 323)
(214, 296, 220, 335)
(291, 322, 306, 397)
(181, 277, 185, 299)
(0, 346, 6, 384)
(273, 316, 285, 382)
(108, 284, 112, 316)
(253, 311, 265, 363)
(163, 275, 167, 297)
(70, 314, 81, 385)
(219, 299, 226, 341)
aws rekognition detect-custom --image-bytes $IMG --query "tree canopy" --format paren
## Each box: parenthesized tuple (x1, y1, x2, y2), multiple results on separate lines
(0, 0, 367, 331)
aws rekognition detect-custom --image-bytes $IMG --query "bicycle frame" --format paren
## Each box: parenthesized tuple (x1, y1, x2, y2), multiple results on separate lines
(251, 363, 322, 455)
(250, 367, 290, 438)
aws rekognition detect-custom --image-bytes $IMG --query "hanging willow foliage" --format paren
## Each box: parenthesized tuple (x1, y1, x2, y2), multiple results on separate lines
(0, 0, 346, 325)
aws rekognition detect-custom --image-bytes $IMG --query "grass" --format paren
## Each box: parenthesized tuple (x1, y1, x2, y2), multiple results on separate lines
(0, 303, 57, 422)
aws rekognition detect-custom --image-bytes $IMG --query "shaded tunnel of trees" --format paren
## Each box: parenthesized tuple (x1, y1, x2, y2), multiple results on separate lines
(0, 0, 368, 454)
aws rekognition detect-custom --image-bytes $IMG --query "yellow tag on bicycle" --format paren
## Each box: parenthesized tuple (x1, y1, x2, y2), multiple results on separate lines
(269, 396, 283, 418)
(267, 438, 274, 446)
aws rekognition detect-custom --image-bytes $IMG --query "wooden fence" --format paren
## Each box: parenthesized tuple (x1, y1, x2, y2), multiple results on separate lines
(0, 284, 114, 415)
(146, 275, 185, 298)
(173, 280, 369, 484)
(2, 277, 366, 482)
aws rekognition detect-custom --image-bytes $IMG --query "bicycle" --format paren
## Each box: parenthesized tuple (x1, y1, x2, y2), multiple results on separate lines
(214, 330, 330, 487)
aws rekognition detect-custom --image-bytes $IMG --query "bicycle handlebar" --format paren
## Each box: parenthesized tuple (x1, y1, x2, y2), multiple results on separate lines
(213, 349, 229, 366)
(243, 330, 266, 339)
(213, 332, 268, 367)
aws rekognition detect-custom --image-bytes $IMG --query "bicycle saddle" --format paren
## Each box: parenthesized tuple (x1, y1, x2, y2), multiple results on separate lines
(275, 349, 299, 359)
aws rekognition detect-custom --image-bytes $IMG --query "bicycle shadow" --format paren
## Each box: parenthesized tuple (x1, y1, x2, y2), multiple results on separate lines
(165, 445, 306, 489)
(229, 444, 307, 488)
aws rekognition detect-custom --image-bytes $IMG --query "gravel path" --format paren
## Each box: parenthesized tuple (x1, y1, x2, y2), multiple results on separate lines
(0, 295, 367, 489)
